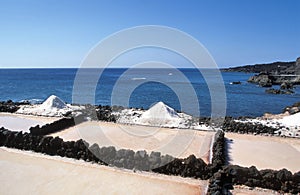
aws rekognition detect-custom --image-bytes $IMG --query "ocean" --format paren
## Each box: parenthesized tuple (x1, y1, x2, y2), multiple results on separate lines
(0, 68, 299, 117)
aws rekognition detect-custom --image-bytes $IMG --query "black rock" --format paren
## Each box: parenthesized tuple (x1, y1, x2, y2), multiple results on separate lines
(280, 82, 293, 90)
(0, 100, 20, 113)
(276, 168, 292, 182)
(231, 81, 241, 85)
(265, 88, 294, 95)
(248, 73, 273, 87)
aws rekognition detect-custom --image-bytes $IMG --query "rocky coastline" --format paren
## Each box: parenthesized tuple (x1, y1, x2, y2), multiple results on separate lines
(247, 72, 300, 87)
(222, 57, 300, 92)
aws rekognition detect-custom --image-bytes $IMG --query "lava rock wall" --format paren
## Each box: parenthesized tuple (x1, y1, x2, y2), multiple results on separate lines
(29, 117, 76, 135)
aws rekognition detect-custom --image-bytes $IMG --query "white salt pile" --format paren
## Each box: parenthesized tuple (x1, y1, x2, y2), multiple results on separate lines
(114, 101, 201, 129)
(137, 102, 180, 127)
(39, 95, 67, 110)
(16, 95, 75, 117)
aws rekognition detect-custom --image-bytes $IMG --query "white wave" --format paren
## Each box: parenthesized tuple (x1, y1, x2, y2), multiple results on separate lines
(20, 99, 44, 104)
(131, 77, 146, 81)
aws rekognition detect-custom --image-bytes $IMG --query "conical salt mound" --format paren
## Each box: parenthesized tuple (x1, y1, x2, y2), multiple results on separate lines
(144, 102, 179, 119)
(138, 102, 180, 126)
(16, 95, 74, 117)
(40, 95, 67, 110)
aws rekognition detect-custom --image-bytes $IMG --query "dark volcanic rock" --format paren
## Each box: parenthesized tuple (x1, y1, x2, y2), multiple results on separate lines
(29, 117, 76, 135)
(216, 165, 300, 193)
(259, 80, 273, 87)
(272, 75, 300, 85)
(265, 88, 294, 95)
(224, 165, 263, 186)
(231, 81, 241, 85)
(0, 100, 20, 113)
(207, 168, 234, 195)
(222, 118, 277, 135)
(295, 57, 300, 74)
(209, 130, 226, 175)
(96, 105, 116, 122)
(280, 82, 293, 90)
(276, 168, 293, 182)
(283, 102, 300, 114)
(248, 73, 273, 87)
(248, 73, 300, 86)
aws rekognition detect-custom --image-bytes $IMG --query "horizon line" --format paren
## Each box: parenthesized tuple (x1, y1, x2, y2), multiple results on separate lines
(0, 67, 227, 69)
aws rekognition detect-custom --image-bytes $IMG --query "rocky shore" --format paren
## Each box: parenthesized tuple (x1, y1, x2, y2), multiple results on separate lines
(248, 72, 300, 87)
(223, 57, 300, 91)
(283, 102, 300, 114)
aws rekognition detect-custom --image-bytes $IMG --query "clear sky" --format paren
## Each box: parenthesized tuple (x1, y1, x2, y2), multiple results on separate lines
(0, 0, 299, 68)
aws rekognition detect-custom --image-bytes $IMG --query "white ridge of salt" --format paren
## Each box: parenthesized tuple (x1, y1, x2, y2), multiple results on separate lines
(278, 112, 300, 127)
(235, 112, 300, 138)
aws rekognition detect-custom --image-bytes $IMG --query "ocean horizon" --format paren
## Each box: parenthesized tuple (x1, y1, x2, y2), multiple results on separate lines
(1, 68, 299, 117)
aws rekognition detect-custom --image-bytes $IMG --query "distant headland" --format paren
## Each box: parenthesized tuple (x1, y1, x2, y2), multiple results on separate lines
(222, 57, 300, 75)
(222, 57, 300, 94)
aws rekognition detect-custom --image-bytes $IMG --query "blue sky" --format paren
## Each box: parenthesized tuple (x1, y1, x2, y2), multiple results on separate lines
(0, 0, 299, 68)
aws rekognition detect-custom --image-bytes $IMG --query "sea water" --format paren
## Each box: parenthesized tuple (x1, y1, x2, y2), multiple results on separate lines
(0, 68, 299, 117)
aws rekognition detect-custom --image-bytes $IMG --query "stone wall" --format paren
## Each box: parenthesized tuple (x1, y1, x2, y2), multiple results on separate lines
(1, 124, 298, 193)
(0, 100, 20, 113)
(222, 118, 277, 135)
(208, 165, 300, 194)
(0, 128, 210, 177)
(29, 117, 76, 135)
